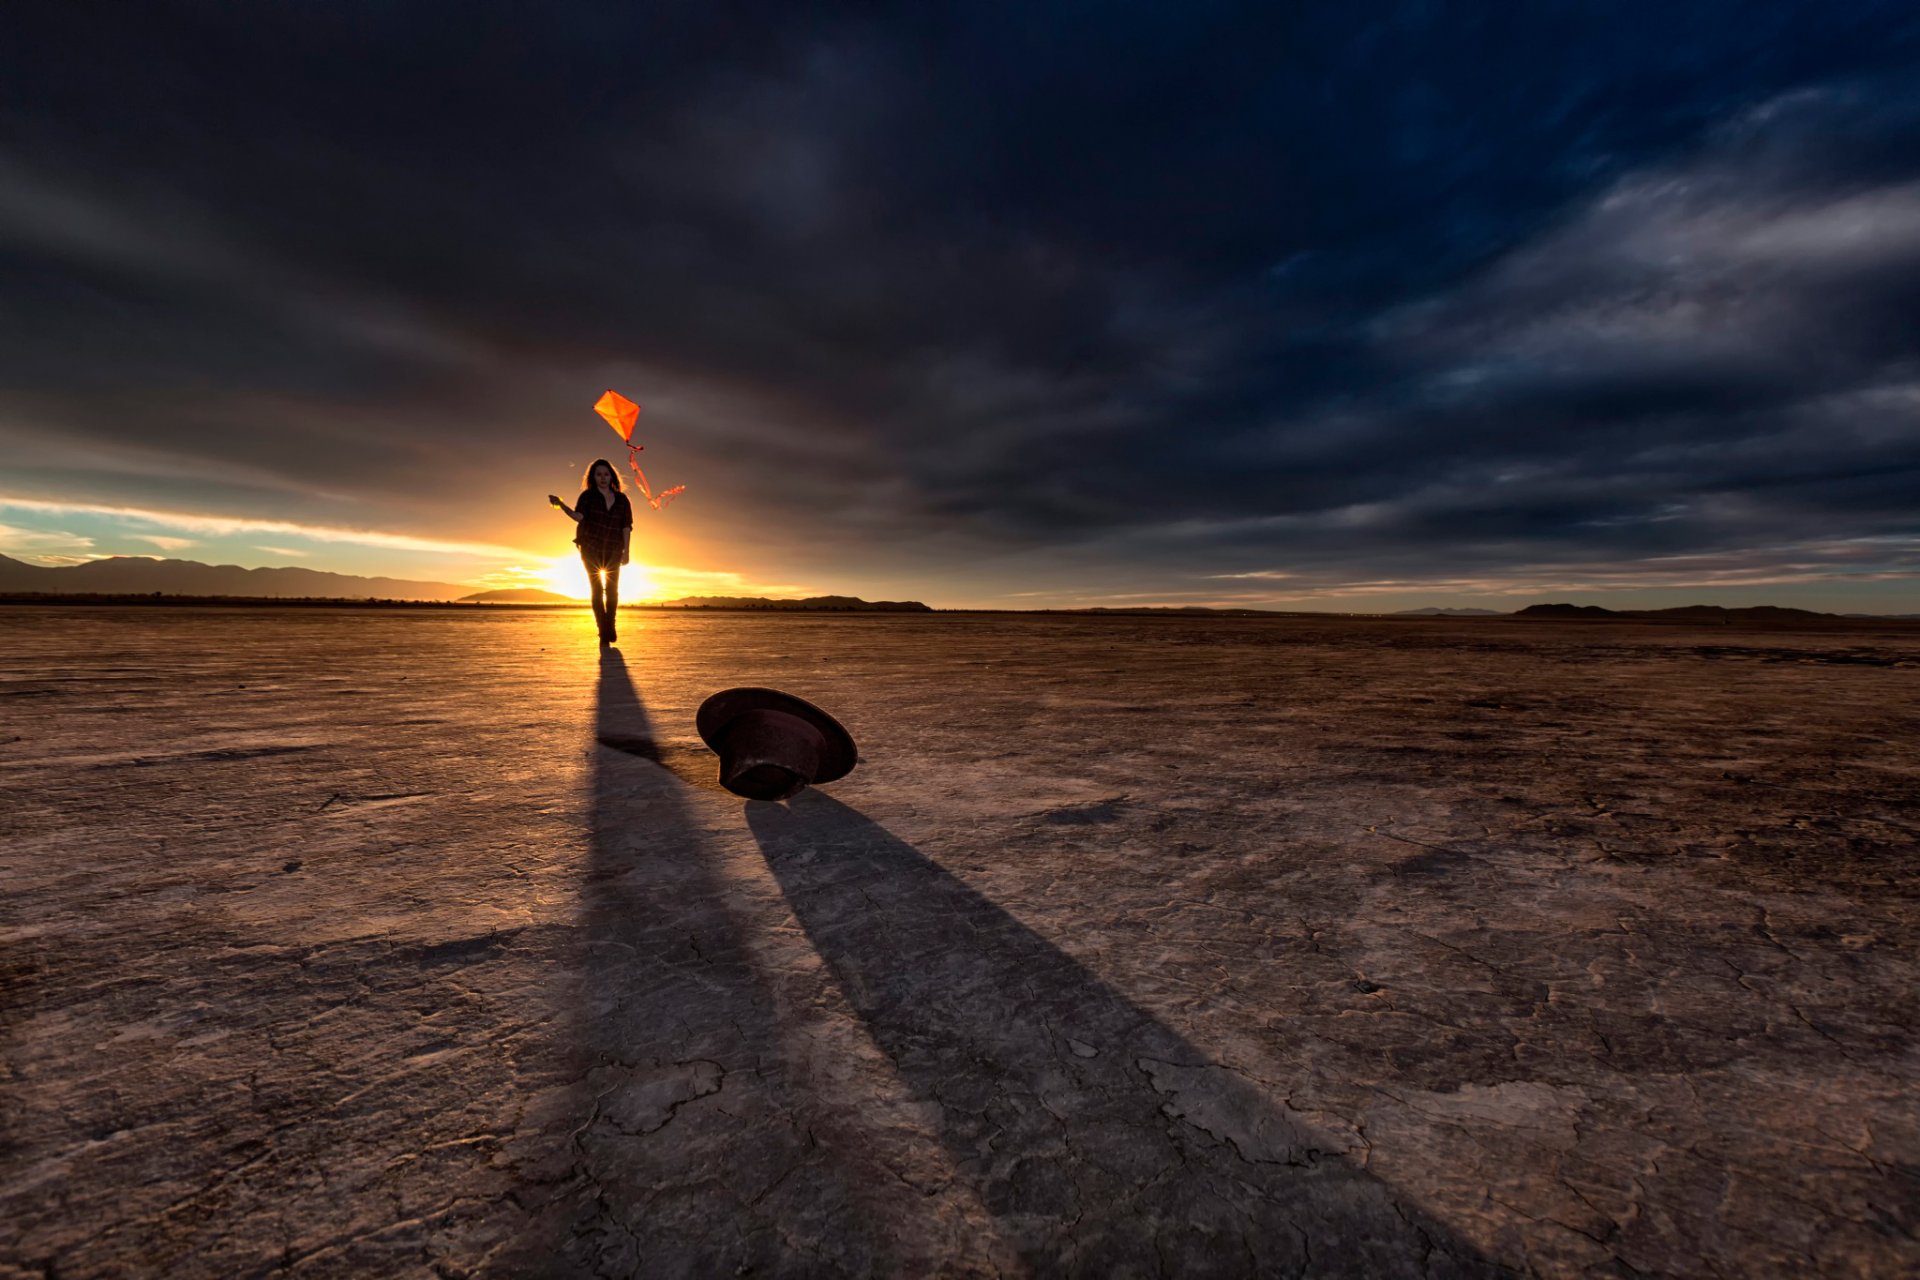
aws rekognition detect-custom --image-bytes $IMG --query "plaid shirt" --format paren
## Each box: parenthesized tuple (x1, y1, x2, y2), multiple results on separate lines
(573, 488, 633, 567)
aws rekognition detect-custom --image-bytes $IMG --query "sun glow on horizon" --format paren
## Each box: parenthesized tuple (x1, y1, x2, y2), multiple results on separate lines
(538, 555, 660, 602)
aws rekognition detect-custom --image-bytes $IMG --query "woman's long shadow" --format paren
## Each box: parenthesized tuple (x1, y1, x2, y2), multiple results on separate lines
(509, 652, 893, 1277)
(747, 790, 1506, 1278)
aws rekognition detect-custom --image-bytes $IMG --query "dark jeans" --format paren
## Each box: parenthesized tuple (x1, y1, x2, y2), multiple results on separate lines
(581, 551, 621, 638)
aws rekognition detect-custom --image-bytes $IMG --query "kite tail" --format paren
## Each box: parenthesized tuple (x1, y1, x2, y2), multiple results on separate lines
(625, 442, 686, 511)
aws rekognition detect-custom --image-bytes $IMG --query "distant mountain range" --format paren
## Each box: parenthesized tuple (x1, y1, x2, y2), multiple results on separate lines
(2, 556, 1908, 619)
(0, 554, 467, 600)
(0, 556, 932, 611)
(461, 588, 578, 603)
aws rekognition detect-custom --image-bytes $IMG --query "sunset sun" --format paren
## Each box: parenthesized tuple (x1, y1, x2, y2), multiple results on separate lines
(539, 555, 656, 602)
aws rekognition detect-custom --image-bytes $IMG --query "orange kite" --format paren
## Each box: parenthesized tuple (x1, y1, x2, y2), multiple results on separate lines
(593, 389, 685, 510)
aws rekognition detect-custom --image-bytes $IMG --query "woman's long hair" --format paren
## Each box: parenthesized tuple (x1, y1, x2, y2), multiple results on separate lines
(583, 458, 623, 492)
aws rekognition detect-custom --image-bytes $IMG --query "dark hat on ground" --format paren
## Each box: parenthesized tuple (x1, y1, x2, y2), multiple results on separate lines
(696, 687, 857, 801)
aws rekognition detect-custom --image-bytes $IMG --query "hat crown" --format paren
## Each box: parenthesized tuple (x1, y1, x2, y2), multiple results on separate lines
(718, 709, 825, 801)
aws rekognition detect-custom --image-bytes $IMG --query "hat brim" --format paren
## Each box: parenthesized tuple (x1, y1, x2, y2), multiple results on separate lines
(696, 687, 858, 784)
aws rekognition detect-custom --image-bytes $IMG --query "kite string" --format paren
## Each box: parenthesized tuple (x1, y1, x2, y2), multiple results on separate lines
(625, 442, 685, 511)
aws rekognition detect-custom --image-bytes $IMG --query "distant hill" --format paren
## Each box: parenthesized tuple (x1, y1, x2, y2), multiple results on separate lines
(460, 588, 581, 604)
(1514, 602, 1842, 623)
(0, 554, 468, 601)
(660, 594, 931, 612)
(1392, 607, 1507, 617)
(1513, 603, 1618, 619)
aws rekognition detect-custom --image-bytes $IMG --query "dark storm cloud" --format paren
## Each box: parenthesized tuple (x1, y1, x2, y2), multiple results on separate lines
(2, 1, 1918, 588)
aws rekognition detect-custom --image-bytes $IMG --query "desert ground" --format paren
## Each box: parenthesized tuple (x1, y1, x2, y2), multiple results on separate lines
(1, 604, 1916, 1278)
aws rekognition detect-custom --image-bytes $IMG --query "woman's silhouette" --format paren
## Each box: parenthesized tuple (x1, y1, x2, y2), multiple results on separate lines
(550, 459, 633, 645)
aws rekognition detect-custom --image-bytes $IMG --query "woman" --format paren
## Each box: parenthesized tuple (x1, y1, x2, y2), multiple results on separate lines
(549, 459, 633, 645)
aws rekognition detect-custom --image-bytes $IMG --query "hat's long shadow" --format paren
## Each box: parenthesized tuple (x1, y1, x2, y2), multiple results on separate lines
(747, 791, 1505, 1278)
(509, 652, 892, 1276)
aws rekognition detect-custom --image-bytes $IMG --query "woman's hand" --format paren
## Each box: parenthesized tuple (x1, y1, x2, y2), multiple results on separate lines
(547, 494, 563, 509)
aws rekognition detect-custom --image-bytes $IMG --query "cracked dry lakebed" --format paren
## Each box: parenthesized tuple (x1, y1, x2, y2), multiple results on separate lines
(2, 604, 1917, 1278)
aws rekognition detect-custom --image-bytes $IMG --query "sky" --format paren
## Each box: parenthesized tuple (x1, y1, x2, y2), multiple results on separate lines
(3, 1, 1919, 611)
